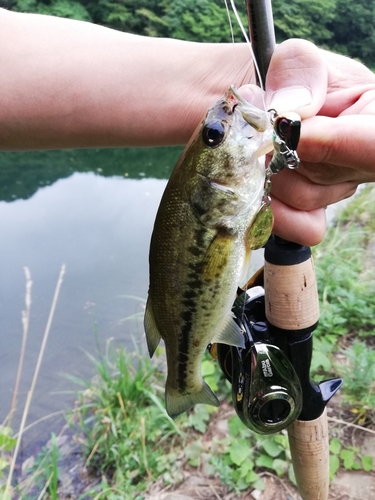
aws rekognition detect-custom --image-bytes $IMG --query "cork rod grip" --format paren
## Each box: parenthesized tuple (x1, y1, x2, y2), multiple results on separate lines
(264, 238, 329, 500)
(264, 258, 320, 330)
(288, 410, 329, 500)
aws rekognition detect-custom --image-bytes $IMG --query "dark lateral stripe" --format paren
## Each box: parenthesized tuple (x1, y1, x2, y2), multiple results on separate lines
(176, 226, 208, 392)
(177, 309, 193, 392)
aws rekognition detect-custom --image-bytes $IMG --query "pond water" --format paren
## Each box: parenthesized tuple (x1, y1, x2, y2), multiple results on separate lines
(0, 147, 184, 453)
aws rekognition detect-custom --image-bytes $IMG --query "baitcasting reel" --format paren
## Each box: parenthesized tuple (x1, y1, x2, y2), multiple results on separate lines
(210, 256, 342, 436)
(213, 285, 303, 435)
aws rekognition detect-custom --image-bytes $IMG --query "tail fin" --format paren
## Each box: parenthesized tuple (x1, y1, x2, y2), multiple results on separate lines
(165, 381, 219, 419)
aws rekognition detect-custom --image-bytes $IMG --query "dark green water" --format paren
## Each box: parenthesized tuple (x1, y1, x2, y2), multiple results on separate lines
(0, 146, 182, 452)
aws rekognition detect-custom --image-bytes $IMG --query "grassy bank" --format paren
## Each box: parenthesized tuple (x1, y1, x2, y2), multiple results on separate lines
(2, 185, 375, 499)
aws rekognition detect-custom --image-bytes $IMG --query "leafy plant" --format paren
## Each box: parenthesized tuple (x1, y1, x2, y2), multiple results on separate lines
(329, 437, 373, 479)
(0, 426, 17, 497)
(273, 0, 336, 46)
(311, 336, 334, 375)
(69, 343, 187, 497)
(13, 0, 92, 20)
(334, 341, 375, 423)
(201, 351, 232, 399)
(19, 433, 61, 499)
(314, 225, 375, 336)
(310, 186, 375, 385)
(194, 415, 293, 495)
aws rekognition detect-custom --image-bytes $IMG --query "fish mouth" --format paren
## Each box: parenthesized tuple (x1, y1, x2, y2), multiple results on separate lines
(229, 85, 270, 133)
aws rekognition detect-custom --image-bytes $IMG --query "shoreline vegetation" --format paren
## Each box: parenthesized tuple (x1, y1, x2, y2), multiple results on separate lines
(1, 184, 375, 499)
(1, 0, 375, 69)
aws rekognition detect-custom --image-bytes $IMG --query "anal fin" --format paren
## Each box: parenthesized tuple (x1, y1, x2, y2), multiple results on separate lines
(212, 313, 245, 348)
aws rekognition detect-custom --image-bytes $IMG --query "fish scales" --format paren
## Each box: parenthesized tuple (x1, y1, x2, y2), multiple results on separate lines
(144, 87, 274, 418)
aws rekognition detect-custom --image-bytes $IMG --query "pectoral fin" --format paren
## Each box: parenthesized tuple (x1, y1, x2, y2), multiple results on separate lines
(212, 312, 245, 348)
(203, 229, 235, 281)
(144, 298, 162, 358)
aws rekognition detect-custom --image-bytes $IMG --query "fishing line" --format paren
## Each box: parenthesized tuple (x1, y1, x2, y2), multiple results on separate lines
(223, 0, 235, 46)
(223, 0, 239, 87)
(223, 0, 269, 322)
(228, 0, 266, 103)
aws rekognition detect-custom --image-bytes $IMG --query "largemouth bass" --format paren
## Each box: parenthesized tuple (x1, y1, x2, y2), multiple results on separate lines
(144, 86, 274, 418)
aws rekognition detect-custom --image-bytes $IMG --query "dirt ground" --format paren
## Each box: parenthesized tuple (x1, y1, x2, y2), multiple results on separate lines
(143, 405, 375, 500)
(16, 403, 375, 500)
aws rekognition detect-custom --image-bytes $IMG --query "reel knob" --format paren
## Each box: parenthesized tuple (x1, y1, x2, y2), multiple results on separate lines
(252, 388, 295, 427)
(232, 342, 302, 434)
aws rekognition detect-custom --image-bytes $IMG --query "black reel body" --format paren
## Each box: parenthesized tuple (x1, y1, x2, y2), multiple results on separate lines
(215, 281, 342, 435)
(218, 286, 302, 434)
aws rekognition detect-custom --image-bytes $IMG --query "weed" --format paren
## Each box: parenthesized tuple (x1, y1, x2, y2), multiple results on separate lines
(334, 340, 375, 423)
(338, 184, 375, 233)
(18, 433, 61, 499)
(11, 185, 375, 498)
(1, 265, 65, 499)
(0, 426, 17, 497)
(69, 343, 187, 497)
(314, 224, 375, 341)
(49, 433, 59, 500)
(202, 415, 293, 494)
(310, 187, 375, 383)
(329, 437, 373, 480)
(201, 353, 232, 399)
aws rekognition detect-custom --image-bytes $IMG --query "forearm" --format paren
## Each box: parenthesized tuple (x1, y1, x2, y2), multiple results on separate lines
(0, 9, 254, 150)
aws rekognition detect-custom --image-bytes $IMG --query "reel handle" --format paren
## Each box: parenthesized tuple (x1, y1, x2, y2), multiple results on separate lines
(264, 235, 329, 500)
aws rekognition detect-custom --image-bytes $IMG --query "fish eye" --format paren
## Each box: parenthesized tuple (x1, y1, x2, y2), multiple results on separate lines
(201, 120, 226, 148)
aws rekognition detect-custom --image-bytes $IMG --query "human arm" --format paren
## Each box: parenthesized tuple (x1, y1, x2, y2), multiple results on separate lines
(0, 8, 253, 150)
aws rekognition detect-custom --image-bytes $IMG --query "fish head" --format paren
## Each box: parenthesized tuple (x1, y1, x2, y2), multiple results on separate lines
(188, 87, 273, 227)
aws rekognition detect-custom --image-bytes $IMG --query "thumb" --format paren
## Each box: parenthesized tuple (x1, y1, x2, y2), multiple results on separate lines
(265, 39, 328, 119)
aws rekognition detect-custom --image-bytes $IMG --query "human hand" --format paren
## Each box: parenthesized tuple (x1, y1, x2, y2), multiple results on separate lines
(241, 39, 375, 245)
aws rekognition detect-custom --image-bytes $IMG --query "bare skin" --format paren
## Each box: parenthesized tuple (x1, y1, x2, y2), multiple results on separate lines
(0, 8, 253, 149)
(1, 10, 375, 245)
(241, 39, 375, 244)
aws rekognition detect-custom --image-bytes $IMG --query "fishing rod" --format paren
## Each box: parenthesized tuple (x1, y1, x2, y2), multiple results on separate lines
(245, 0, 275, 87)
(214, 2, 342, 499)
(246, 2, 342, 498)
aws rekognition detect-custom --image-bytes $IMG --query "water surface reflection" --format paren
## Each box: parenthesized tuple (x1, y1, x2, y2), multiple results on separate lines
(0, 148, 179, 449)
(0, 147, 265, 451)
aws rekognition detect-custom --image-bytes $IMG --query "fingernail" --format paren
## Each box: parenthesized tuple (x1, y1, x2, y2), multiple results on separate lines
(268, 86, 312, 112)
